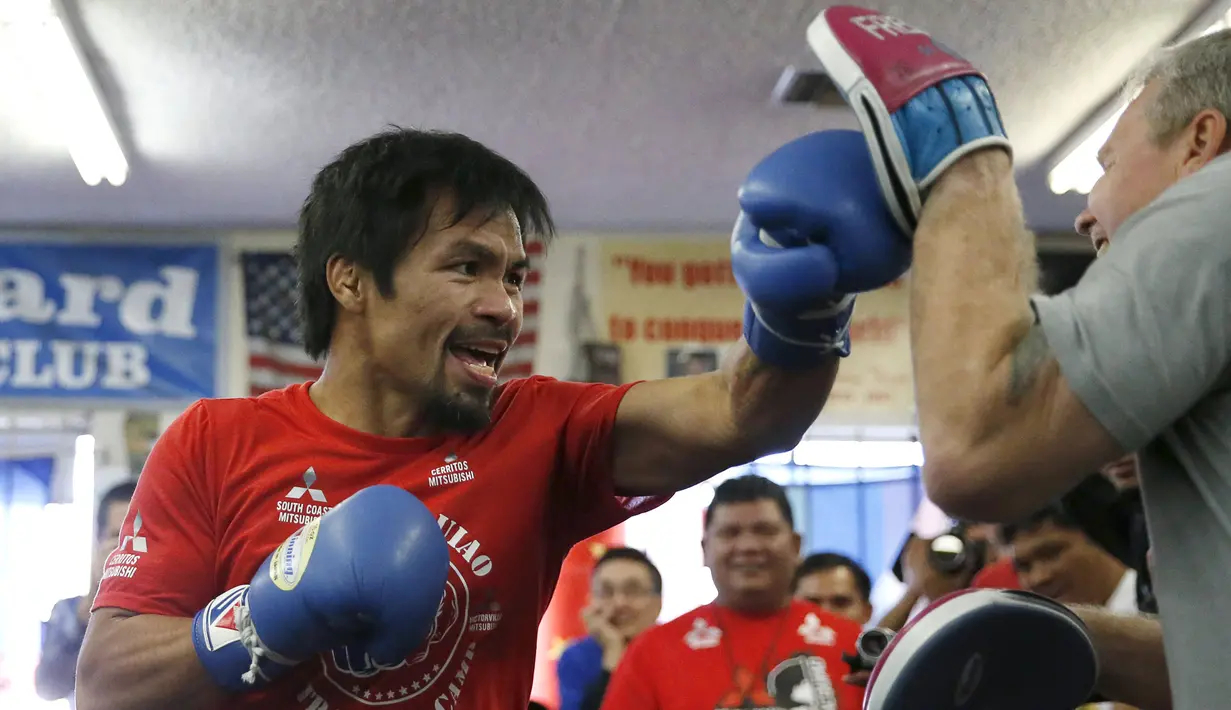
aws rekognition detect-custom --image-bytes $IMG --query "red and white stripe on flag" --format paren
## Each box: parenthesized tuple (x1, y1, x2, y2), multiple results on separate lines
(498, 237, 543, 382)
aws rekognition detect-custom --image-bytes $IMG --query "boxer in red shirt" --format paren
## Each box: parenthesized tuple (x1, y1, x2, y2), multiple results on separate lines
(74, 128, 903, 710)
(601, 475, 864, 710)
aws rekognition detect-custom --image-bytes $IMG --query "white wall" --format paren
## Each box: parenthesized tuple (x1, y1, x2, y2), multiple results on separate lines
(534, 234, 601, 379)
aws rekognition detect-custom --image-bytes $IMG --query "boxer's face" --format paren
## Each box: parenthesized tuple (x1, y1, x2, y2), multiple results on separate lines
(703, 500, 801, 611)
(351, 201, 526, 433)
(1010, 521, 1117, 605)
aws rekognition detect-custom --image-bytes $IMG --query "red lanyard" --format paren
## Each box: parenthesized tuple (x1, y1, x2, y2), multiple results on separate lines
(712, 605, 792, 708)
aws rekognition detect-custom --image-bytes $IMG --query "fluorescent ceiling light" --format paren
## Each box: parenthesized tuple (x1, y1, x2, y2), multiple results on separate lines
(1047, 9, 1231, 195)
(4, 0, 128, 186)
(752, 439, 924, 469)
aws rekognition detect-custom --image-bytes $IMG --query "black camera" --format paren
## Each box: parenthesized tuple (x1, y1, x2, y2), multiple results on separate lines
(842, 627, 896, 674)
(927, 524, 986, 575)
(891, 522, 988, 582)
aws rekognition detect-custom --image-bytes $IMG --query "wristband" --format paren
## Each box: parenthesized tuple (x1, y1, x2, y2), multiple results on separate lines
(743, 295, 855, 368)
(191, 585, 294, 692)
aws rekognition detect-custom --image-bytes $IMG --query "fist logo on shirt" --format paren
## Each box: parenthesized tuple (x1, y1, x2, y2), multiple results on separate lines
(322, 569, 467, 701)
(767, 654, 840, 710)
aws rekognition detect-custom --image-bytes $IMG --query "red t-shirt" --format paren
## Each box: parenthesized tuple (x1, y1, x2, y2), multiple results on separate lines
(971, 558, 1021, 590)
(94, 377, 667, 710)
(601, 600, 865, 710)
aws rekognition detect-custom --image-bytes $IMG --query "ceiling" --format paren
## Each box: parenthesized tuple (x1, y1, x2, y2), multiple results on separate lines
(0, 0, 1215, 236)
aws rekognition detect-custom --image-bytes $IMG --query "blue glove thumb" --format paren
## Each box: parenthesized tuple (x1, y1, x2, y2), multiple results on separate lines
(730, 212, 841, 313)
(738, 129, 912, 295)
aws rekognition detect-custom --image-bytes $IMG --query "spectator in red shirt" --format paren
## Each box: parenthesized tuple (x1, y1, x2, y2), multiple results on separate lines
(791, 552, 874, 626)
(970, 557, 1022, 590)
(601, 475, 864, 710)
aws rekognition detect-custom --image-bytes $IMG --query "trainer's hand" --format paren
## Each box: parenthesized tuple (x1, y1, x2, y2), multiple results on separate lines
(191, 485, 450, 692)
(731, 129, 911, 367)
(864, 589, 1096, 710)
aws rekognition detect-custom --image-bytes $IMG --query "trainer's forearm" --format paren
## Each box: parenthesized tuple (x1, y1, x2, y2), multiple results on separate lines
(77, 613, 226, 710)
(723, 340, 840, 455)
(1071, 606, 1172, 710)
(911, 152, 1038, 458)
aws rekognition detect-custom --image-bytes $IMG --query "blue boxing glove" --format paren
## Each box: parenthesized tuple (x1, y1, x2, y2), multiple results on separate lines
(732, 129, 912, 367)
(191, 485, 450, 691)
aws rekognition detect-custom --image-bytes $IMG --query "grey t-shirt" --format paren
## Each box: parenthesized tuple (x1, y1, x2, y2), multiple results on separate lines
(1031, 152, 1231, 710)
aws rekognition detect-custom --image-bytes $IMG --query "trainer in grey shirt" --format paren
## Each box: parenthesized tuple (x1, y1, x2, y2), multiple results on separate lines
(1031, 151, 1231, 710)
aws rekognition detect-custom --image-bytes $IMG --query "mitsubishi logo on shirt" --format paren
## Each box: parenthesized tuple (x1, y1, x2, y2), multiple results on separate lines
(120, 511, 148, 553)
(287, 467, 327, 502)
(428, 454, 475, 488)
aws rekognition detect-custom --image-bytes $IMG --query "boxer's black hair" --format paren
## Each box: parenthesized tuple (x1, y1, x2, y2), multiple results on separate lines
(792, 552, 872, 602)
(295, 127, 555, 359)
(705, 474, 795, 530)
(593, 547, 663, 594)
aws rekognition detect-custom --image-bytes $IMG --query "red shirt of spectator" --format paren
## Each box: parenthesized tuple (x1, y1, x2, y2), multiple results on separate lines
(601, 475, 864, 710)
(971, 558, 1022, 590)
(601, 599, 864, 710)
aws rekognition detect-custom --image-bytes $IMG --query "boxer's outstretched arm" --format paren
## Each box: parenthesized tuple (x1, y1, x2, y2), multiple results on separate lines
(909, 151, 1120, 521)
(77, 609, 225, 710)
(610, 339, 838, 494)
(1070, 607, 1172, 710)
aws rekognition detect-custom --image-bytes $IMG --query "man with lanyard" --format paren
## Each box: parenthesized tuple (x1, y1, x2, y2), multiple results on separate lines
(600, 475, 863, 710)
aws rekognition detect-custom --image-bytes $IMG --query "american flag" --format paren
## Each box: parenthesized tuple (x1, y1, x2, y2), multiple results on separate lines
(241, 241, 542, 397)
(242, 253, 323, 396)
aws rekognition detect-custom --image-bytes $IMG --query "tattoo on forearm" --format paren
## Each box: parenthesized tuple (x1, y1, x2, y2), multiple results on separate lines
(1008, 324, 1051, 403)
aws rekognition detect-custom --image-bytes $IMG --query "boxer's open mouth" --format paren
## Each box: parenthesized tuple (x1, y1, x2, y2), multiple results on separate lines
(448, 341, 508, 384)
(1094, 238, 1109, 257)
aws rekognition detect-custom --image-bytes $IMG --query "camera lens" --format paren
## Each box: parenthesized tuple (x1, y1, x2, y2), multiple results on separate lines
(929, 533, 967, 573)
(856, 628, 895, 662)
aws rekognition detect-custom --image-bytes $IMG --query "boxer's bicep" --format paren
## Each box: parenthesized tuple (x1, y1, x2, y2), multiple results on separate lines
(611, 340, 838, 494)
(610, 372, 737, 494)
(78, 608, 226, 710)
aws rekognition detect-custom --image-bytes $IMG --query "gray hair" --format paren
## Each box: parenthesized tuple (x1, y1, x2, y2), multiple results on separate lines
(1123, 28, 1231, 143)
